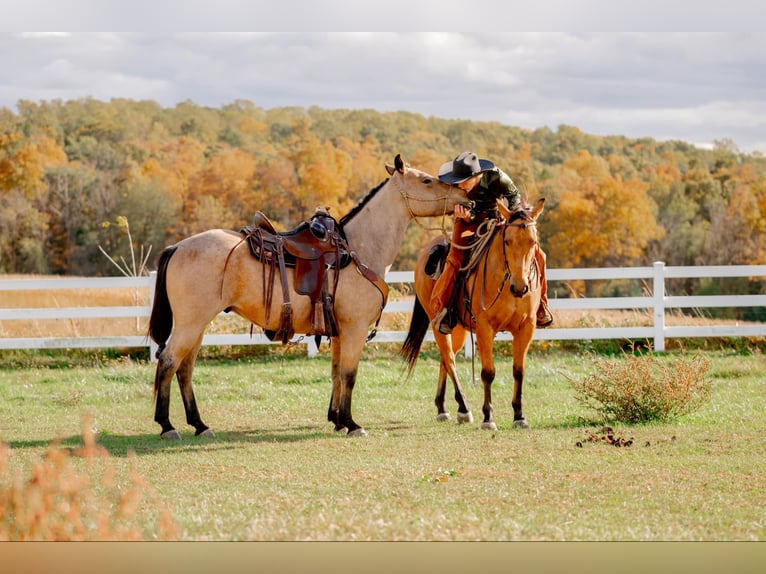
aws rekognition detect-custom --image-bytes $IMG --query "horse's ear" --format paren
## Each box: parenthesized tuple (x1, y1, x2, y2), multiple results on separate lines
(394, 154, 406, 174)
(497, 199, 512, 220)
(385, 163, 395, 175)
(531, 197, 545, 220)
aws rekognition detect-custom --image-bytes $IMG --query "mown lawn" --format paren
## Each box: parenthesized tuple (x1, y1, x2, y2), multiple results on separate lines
(1, 347, 764, 541)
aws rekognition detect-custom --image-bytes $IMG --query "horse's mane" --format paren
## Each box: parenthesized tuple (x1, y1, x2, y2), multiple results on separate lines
(507, 202, 534, 224)
(338, 178, 389, 229)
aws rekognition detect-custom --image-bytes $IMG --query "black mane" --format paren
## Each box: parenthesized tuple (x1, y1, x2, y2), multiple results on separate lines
(508, 202, 534, 224)
(338, 178, 389, 229)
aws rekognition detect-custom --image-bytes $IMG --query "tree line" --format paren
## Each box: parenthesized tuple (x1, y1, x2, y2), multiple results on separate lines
(1, 97, 765, 307)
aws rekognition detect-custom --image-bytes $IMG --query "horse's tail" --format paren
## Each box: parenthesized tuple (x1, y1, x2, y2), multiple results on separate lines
(148, 245, 178, 359)
(399, 293, 431, 378)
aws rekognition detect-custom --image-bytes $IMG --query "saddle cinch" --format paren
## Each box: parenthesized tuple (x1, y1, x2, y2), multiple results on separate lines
(239, 207, 352, 344)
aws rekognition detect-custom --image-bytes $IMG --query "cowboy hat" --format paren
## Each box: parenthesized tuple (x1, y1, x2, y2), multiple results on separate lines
(438, 151, 495, 184)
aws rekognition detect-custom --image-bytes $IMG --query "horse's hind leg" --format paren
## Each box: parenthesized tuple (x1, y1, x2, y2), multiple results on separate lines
(434, 330, 473, 424)
(154, 328, 207, 439)
(154, 349, 182, 439)
(176, 335, 213, 437)
(434, 364, 450, 421)
(449, 328, 473, 423)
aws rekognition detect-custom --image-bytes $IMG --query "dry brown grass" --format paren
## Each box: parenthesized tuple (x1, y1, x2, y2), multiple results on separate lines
(0, 275, 756, 341)
(0, 274, 150, 338)
(0, 274, 253, 339)
(379, 298, 747, 333)
(0, 414, 179, 541)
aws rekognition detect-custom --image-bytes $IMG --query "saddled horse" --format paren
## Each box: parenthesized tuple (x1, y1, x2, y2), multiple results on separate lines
(400, 198, 545, 430)
(147, 154, 468, 439)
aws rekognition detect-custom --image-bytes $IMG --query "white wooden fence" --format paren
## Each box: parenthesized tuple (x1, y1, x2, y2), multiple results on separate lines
(1, 262, 765, 358)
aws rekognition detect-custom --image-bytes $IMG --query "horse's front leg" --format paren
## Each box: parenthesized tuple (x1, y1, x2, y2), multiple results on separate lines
(475, 328, 498, 431)
(176, 335, 213, 437)
(327, 337, 346, 432)
(334, 331, 368, 436)
(510, 322, 535, 429)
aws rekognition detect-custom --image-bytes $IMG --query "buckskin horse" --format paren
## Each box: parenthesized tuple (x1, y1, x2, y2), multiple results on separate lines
(147, 154, 468, 439)
(400, 198, 545, 430)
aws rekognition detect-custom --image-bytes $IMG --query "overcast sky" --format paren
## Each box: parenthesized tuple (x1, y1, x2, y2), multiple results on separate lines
(2, 3, 765, 154)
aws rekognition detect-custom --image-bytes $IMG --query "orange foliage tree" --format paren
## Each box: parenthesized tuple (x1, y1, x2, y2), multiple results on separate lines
(141, 136, 206, 237)
(546, 150, 664, 270)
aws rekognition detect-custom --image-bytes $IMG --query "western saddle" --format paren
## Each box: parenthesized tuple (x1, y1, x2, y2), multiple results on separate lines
(238, 207, 388, 345)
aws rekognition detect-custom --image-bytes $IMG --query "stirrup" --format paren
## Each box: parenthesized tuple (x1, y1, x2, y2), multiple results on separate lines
(432, 308, 452, 334)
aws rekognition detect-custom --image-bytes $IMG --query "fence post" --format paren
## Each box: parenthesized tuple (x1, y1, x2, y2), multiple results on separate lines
(653, 261, 666, 352)
(148, 271, 159, 362)
(306, 337, 318, 358)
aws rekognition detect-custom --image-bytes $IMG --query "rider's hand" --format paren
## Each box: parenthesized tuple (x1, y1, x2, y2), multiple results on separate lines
(454, 204, 472, 221)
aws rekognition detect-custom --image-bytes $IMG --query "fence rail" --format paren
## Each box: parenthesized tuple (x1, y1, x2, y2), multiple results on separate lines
(2, 262, 765, 357)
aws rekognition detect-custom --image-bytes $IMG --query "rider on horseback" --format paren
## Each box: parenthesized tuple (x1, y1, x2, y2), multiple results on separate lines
(430, 151, 553, 334)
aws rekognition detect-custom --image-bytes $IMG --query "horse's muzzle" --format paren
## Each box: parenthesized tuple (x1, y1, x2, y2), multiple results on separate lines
(510, 283, 529, 297)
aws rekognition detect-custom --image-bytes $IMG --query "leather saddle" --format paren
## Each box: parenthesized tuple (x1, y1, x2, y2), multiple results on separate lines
(240, 207, 351, 344)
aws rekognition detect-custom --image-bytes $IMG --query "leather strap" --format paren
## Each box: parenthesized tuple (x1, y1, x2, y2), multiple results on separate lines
(348, 250, 389, 341)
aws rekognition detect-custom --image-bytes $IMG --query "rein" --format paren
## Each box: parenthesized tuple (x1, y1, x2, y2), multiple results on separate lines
(458, 211, 539, 383)
(390, 173, 457, 237)
(462, 211, 539, 317)
(482, 217, 538, 312)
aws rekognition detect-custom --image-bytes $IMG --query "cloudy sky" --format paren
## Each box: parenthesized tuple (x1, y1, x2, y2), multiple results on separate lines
(3, 3, 765, 153)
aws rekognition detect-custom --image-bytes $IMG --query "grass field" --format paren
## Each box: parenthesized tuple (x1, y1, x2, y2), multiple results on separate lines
(1, 346, 764, 541)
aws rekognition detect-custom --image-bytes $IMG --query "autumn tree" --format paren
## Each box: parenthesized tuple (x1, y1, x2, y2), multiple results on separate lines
(250, 151, 299, 227)
(0, 115, 67, 272)
(193, 146, 257, 232)
(141, 136, 206, 238)
(285, 124, 353, 221)
(645, 157, 706, 267)
(546, 150, 664, 274)
(3, 96, 766, 284)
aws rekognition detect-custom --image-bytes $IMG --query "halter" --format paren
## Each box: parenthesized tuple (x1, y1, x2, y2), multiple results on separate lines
(390, 172, 461, 236)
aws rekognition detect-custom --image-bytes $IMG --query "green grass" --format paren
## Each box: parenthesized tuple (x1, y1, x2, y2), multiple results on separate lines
(1, 347, 764, 541)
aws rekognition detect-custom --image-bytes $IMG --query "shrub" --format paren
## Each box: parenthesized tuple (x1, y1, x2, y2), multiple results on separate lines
(570, 352, 713, 424)
(0, 415, 179, 541)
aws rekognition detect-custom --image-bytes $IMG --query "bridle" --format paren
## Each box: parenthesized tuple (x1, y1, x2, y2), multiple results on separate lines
(455, 209, 540, 383)
(468, 210, 540, 313)
(390, 170, 464, 236)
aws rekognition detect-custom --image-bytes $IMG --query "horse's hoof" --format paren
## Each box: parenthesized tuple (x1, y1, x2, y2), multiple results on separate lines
(481, 421, 497, 431)
(513, 418, 530, 429)
(197, 428, 215, 438)
(347, 428, 368, 437)
(436, 412, 451, 422)
(334, 425, 348, 433)
(161, 429, 181, 440)
(457, 411, 474, 424)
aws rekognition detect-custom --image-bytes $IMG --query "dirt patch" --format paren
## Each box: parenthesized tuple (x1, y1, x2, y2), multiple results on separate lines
(575, 425, 634, 448)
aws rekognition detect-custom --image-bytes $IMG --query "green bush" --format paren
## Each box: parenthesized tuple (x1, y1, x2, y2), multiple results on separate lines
(571, 352, 713, 423)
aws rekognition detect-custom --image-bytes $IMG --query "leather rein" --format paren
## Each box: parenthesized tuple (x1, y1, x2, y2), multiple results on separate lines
(466, 212, 540, 315)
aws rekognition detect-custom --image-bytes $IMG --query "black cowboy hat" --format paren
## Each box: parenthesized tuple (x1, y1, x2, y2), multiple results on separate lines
(438, 151, 495, 184)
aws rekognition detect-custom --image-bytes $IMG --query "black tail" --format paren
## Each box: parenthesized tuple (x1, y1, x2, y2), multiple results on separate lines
(148, 245, 178, 357)
(399, 294, 431, 378)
